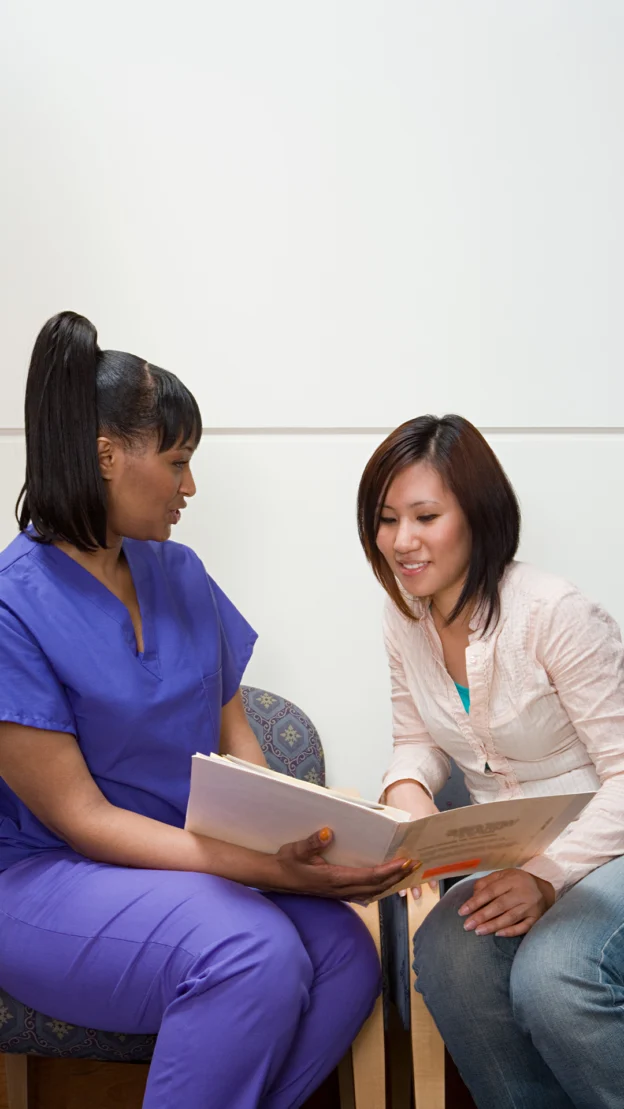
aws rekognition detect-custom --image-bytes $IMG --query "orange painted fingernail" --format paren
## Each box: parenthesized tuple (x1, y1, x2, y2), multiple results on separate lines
(319, 827, 332, 843)
(401, 858, 414, 869)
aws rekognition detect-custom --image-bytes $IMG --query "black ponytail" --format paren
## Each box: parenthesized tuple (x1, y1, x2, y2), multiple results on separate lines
(17, 312, 107, 551)
(16, 311, 202, 551)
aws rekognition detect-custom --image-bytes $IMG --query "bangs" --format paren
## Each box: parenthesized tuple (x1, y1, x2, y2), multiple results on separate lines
(149, 366, 203, 452)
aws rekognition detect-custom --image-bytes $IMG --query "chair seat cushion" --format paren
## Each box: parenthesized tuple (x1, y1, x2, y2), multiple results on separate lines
(0, 987, 155, 1062)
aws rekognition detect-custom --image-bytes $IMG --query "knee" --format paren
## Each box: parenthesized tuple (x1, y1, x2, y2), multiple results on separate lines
(413, 880, 518, 1009)
(244, 915, 315, 999)
(318, 901, 381, 1028)
(412, 880, 480, 995)
(333, 902, 380, 979)
(188, 908, 314, 1011)
(304, 900, 381, 1008)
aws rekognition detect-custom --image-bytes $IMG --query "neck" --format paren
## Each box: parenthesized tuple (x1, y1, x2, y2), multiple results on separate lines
(55, 530, 124, 583)
(431, 582, 472, 628)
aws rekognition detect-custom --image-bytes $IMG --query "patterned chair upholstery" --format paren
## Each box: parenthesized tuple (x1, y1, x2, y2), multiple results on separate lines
(0, 686, 325, 1063)
(380, 760, 472, 1030)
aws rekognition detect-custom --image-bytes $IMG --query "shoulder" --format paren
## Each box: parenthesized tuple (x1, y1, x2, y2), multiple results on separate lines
(500, 561, 618, 641)
(382, 592, 425, 647)
(0, 533, 45, 598)
(500, 561, 582, 608)
(0, 532, 40, 574)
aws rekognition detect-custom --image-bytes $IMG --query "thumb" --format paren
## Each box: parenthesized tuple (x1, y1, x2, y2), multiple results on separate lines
(297, 827, 333, 860)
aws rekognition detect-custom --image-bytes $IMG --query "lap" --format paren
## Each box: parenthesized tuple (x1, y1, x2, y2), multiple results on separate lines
(0, 850, 364, 1029)
(414, 856, 624, 991)
(513, 854, 624, 981)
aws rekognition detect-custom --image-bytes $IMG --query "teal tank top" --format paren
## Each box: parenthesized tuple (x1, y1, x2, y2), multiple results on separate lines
(455, 682, 470, 713)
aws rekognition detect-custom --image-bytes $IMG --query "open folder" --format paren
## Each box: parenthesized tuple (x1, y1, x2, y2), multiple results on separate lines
(185, 753, 593, 898)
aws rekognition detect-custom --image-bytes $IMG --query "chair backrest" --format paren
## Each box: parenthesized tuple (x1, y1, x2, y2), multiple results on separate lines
(241, 686, 325, 787)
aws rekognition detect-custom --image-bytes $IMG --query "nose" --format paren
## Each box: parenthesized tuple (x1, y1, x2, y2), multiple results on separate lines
(393, 517, 421, 554)
(181, 466, 197, 499)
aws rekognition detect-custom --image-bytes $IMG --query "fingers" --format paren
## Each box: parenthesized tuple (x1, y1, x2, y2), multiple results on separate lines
(459, 873, 513, 918)
(329, 861, 417, 900)
(464, 902, 529, 936)
(282, 836, 420, 899)
(377, 857, 418, 880)
(458, 870, 545, 937)
(494, 919, 536, 938)
(411, 878, 438, 900)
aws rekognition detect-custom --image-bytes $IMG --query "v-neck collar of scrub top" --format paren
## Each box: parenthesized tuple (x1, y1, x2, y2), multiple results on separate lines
(40, 539, 162, 680)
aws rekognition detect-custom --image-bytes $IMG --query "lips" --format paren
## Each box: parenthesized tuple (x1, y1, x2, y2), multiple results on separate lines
(396, 561, 429, 577)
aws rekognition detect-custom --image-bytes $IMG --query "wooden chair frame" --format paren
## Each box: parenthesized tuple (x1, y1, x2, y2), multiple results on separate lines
(338, 886, 445, 1109)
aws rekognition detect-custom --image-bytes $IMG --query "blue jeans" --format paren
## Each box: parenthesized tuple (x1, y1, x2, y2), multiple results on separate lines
(413, 855, 624, 1109)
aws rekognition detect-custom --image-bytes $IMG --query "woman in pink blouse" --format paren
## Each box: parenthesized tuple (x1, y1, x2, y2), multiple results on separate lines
(358, 414, 624, 1109)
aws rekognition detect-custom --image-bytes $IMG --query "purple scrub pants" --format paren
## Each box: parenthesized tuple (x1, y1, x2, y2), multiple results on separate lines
(0, 851, 380, 1108)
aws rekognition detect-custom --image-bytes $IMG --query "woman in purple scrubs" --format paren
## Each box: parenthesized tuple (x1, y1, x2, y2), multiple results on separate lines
(0, 312, 407, 1109)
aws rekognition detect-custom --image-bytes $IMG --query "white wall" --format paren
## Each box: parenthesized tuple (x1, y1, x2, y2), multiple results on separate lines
(1, 2, 623, 796)
(1, 428, 624, 797)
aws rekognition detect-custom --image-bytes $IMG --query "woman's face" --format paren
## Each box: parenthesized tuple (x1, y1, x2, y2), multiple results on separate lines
(98, 434, 197, 543)
(376, 462, 472, 612)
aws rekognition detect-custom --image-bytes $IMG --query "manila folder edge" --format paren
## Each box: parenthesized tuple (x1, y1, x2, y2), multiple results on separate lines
(185, 753, 403, 867)
(387, 790, 594, 892)
(185, 755, 593, 894)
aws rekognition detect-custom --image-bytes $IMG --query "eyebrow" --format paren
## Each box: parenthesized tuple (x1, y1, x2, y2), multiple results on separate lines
(381, 500, 442, 510)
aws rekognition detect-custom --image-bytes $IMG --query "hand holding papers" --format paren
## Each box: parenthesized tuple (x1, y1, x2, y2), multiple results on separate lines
(185, 753, 593, 899)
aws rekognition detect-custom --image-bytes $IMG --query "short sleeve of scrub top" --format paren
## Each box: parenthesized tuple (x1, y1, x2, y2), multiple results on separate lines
(0, 532, 258, 870)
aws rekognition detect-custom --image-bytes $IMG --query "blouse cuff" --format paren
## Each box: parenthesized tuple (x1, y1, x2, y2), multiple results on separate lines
(520, 855, 569, 898)
(381, 749, 450, 802)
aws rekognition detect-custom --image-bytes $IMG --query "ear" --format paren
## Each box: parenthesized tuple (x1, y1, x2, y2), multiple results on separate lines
(97, 436, 122, 482)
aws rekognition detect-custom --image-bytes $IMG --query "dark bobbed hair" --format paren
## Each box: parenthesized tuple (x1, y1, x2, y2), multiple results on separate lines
(16, 311, 202, 551)
(357, 414, 521, 633)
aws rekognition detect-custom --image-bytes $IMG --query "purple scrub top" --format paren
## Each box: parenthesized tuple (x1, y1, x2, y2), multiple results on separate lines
(0, 532, 257, 871)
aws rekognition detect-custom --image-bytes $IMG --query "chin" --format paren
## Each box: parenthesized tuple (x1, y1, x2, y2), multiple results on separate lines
(395, 574, 435, 599)
(125, 525, 172, 543)
(402, 582, 431, 598)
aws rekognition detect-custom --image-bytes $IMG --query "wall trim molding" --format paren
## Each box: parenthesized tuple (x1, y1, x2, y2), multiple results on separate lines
(1, 426, 624, 438)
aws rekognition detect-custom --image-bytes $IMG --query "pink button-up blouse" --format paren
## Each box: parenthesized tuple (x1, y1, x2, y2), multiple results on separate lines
(381, 561, 624, 895)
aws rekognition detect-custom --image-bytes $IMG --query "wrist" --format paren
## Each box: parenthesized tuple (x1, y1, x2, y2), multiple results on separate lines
(386, 779, 433, 804)
(534, 876, 556, 909)
(386, 779, 438, 819)
(252, 850, 292, 892)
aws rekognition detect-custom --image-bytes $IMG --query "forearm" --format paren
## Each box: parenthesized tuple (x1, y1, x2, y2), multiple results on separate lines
(522, 777, 624, 895)
(381, 741, 451, 803)
(385, 779, 439, 818)
(65, 798, 280, 888)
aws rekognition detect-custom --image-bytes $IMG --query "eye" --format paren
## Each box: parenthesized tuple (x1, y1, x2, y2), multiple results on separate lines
(173, 460, 188, 470)
(378, 516, 397, 525)
(417, 514, 438, 523)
